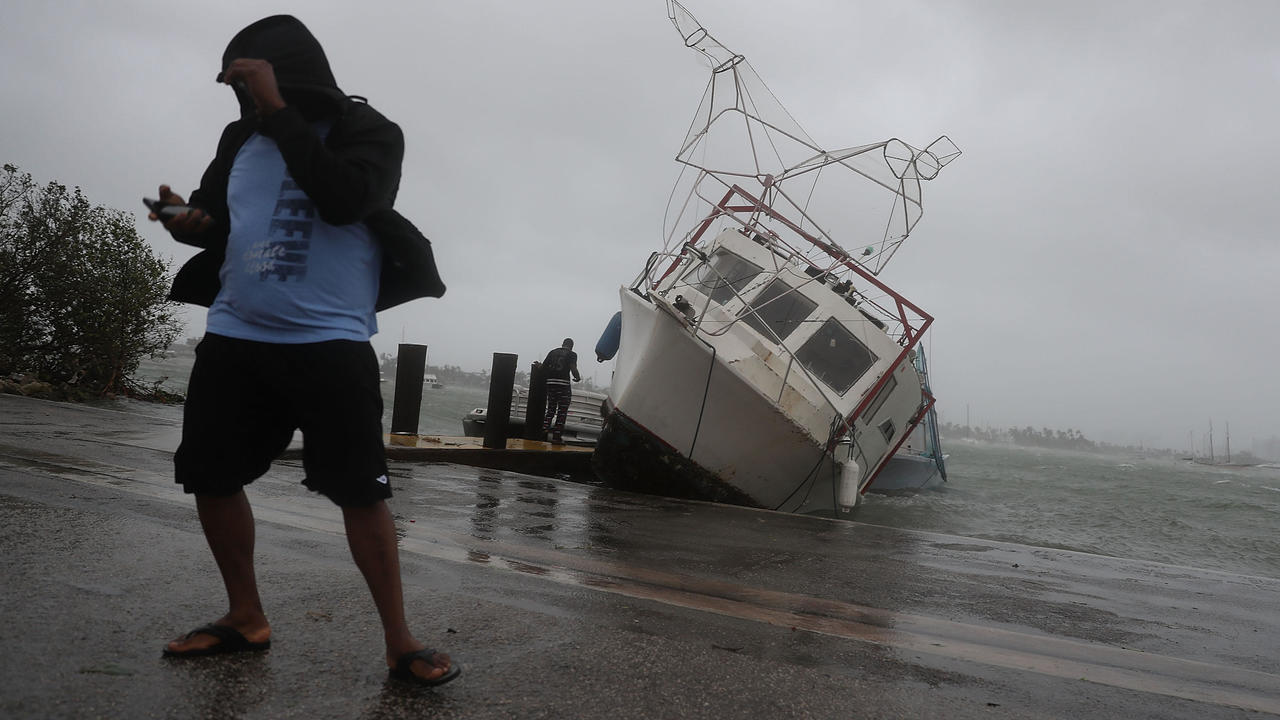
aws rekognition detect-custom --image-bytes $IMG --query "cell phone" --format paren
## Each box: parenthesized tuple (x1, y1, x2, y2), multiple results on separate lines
(143, 197, 194, 219)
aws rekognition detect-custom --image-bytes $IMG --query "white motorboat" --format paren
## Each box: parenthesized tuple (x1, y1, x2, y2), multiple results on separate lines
(591, 2, 959, 516)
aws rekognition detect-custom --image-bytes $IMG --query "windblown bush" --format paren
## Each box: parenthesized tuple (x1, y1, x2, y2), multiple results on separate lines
(0, 164, 182, 396)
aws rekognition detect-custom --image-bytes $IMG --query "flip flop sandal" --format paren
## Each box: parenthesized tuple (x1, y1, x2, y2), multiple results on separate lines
(162, 624, 271, 658)
(389, 648, 462, 687)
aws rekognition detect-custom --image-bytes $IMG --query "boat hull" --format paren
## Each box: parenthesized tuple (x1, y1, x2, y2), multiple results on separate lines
(596, 289, 843, 515)
(592, 410, 761, 506)
(866, 452, 946, 494)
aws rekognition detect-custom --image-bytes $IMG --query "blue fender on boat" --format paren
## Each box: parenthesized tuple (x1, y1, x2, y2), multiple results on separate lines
(594, 311, 622, 361)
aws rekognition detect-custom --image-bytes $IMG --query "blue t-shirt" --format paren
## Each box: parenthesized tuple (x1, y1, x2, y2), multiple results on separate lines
(206, 129, 381, 343)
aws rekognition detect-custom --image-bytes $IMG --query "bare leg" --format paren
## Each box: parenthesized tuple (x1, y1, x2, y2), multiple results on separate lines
(343, 500, 451, 682)
(167, 490, 271, 652)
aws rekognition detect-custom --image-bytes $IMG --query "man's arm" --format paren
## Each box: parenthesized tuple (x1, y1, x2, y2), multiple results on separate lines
(148, 119, 244, 249)
(220, 58, 403, 226)
(148, 184, 213, 239)
(571, 354, 582, 383)
(264, 107, 403, 225)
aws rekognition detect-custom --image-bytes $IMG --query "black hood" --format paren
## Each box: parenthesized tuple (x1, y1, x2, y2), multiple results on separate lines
(221, 15, 347, 119)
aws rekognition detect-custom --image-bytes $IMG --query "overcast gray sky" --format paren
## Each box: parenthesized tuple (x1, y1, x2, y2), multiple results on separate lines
(3, 0, 1277, 452)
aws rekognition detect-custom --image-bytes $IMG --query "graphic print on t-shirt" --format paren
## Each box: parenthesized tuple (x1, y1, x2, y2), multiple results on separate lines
(250, 178, 314, 281)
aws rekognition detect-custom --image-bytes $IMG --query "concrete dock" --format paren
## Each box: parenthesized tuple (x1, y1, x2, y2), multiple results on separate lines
(1, 393, 1277, 719)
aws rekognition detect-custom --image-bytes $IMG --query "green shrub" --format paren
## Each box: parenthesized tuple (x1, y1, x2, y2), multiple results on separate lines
(0, 164, 182, 397)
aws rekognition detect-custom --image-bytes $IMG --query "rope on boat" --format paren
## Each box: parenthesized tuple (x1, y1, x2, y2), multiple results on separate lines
(774, 411, 846, 515)
(687, 342, 717, 459)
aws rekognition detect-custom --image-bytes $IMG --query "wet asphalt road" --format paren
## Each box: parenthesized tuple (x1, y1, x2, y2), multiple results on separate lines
(1, 393, 1277, 719)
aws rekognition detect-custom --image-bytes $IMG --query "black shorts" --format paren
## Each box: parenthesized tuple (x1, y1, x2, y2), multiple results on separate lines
(174, 333, 390, 507)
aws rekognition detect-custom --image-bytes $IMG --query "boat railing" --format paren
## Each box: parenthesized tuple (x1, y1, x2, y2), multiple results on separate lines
(690, 279, 718, 334)
(633, 249, 685, 296)
(651, 187, 929, 344)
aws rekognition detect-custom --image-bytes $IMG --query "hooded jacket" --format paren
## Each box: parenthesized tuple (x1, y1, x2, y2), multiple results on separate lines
(168, 15, 444, 312)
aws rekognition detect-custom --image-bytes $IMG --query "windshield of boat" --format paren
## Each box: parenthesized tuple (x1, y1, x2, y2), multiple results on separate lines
(681, 249, 763, 306)
(793, 317, 878, 395)
(740, 279, 817, 343)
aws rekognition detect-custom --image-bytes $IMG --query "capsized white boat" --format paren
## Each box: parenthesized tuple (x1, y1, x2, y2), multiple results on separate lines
(591, 2, 959, 516)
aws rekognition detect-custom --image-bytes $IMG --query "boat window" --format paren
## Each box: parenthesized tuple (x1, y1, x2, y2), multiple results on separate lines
(681, 249, 763, 306)
(741, 279, 817, 342)
(863, 374, 898, 419)
(878, 418, 896, 444)
(794, 318, 877, 395)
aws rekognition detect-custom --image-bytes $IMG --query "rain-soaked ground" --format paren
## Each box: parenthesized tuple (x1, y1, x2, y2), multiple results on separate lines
(1, 393, 1277, 719)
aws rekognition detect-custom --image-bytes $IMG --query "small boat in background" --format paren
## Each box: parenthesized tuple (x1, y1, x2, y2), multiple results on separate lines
(424, 373, 445, 390)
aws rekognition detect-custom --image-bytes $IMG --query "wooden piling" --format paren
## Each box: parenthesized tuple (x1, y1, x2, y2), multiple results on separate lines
(524, 361, 548, 441)
(390, 343, 427, 435)
(483, 352, 518, 449)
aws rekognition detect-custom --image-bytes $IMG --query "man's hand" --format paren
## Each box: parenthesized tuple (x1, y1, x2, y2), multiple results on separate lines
(220, 58, 286, 116)
(148, 185, 213, 234)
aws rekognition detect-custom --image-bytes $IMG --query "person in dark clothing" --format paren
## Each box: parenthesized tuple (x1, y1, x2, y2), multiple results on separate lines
(541, 338, 582, 444)
(149, 16, 457, 687)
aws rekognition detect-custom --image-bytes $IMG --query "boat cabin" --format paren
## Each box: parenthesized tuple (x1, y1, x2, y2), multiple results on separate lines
(651, 227, 924, 483)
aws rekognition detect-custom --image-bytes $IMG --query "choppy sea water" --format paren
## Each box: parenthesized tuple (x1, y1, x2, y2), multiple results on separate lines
(130, 361, 1280, 580)
(135, 354, 498, 438)
(856, 441, 1280, 580)
(386, 382, 495, 438)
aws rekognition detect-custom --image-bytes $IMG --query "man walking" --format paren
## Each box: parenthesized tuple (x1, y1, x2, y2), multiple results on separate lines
(150, 15, 455, 686)
(541, 338, 582, 444)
